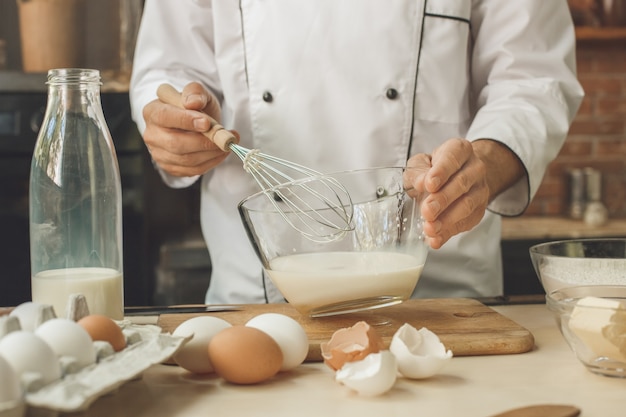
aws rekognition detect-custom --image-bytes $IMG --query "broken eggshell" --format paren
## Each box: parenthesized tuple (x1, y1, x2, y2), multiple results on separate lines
(389, 324, 452, 379)
(320, 321, 385, 371)
(335, 350, 398, 396)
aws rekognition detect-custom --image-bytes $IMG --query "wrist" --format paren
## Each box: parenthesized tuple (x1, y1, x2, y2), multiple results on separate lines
(472, 139, 525, 202)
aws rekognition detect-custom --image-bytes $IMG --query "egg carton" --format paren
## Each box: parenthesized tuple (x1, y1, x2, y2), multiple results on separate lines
(0, 299, 189, 413)
(26, 320, 187, 412)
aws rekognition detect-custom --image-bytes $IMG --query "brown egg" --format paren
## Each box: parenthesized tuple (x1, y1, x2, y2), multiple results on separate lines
(320, 321, 385, 371)
(77, 314, 126, 352)
(208, 325, 283, 385)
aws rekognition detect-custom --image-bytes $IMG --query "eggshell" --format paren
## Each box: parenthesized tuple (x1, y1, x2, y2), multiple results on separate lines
(77, 315, 126, 352)
(389, 324, 452, 379)
(172, 316, 232, 374)
(35, 318, 97, 368)
(245, 313, 309, 371)
(320, 321, 385, 371)
(335, 350, 398, 396)
(0, 353, 22, 403)
(0, 331, 62, 387)
(208, 325, 283, 384)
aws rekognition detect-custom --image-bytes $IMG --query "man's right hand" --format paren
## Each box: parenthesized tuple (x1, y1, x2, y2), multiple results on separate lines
(141, 81, 236, 177)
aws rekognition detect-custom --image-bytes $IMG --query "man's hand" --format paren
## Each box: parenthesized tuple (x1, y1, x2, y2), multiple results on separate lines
(142, 82, 235, 177)
(407, 138, 525, 249)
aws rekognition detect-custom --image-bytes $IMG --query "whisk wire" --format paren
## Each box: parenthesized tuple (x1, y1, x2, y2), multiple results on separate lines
(154, 84, 353, 242)
(230, 143, 354, 242)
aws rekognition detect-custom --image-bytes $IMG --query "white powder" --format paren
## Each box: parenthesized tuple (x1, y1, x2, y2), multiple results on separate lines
(539, 257, 626, 293)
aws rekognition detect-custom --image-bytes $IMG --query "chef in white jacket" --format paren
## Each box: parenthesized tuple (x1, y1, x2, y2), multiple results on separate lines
(130, 0, 583, 304)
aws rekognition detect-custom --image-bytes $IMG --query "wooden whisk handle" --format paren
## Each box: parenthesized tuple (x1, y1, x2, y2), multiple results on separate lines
(156, 83, 237, 152)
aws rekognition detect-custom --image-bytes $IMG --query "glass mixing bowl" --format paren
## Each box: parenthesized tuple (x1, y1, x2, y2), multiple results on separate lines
(238, 167, 428, 317)
(529, 238, 626, 294)
(546, 285, 626, 378)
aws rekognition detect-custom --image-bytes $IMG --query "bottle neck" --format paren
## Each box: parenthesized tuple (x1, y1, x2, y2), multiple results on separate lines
(47, 68, 101, 87)
(45, 69, 102, 113)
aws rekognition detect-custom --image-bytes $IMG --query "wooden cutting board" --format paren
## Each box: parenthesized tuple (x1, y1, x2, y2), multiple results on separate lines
(155, 298, 535, 362)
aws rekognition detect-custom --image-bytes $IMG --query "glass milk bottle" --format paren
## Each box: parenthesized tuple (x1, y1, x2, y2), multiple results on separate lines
(29, 69, 124, 320)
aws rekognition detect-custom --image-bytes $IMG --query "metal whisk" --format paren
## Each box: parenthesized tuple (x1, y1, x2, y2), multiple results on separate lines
(157, 84, 354, 242)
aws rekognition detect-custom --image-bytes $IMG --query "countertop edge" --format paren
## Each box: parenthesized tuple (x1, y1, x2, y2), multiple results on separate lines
(501, 216, 626, 240)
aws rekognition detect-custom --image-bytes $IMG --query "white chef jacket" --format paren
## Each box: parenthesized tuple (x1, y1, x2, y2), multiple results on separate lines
(130, 0, 583, 303)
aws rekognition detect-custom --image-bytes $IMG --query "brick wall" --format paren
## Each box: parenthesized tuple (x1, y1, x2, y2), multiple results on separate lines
(524, 38, 626, 218)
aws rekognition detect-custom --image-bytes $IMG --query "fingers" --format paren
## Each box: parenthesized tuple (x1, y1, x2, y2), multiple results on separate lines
(181, 82, 223, 123)
(143, 123, 219, 155)
(143, 122, 229, 177)
(144, 95, 212, 134)
(413, 138, 490, 249)
(404, 154, 431, 198)
(152, 147, 230, 177)
(181, 82, 208, 110)
(423, 180, 489, 249)
(424, 138, 473, 194)
(420, 155, 486, 222)
(141, 81, 234, 177)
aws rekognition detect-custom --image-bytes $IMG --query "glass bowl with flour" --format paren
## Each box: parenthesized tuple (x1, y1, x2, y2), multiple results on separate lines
(530, 238, 626, 294)
(533, 239, 626, 376)
(547, 285, 626, 377)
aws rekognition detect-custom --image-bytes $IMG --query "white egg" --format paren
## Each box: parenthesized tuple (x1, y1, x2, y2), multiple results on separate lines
(389, 324, 452, 379)
(0, 331, 62, 387)
(246, 313, 309, 371)
(335, 350, 397, 396)
(9, 301, 55, 331)
(172, 316, 232, 374)
(0, 353, 22, 403)
(35, 318, 96, 368)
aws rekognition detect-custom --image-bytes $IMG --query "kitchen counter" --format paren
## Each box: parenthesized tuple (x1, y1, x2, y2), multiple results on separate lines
(501, 216, 626, 241)
(44, 303, 624, 417)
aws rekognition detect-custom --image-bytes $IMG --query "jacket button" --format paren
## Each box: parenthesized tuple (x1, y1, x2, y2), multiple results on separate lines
(262, 91, 273, 103)
(386, 88, 398, 100)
